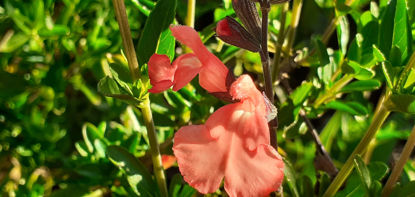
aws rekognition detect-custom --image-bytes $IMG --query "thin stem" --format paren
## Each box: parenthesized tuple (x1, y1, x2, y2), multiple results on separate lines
(271, 2, 289, 81)
(140, 99, 169, 197)
(112, 1, 168, 196)
(281, 79, 338, 176)
(184, 0, 196, 53)
(112, 0, 140, 80)
(313, 74, 354, 108)
(322, 90, 391, 197)
(285, 0, 303, 58)
(186, 0, 196, 28)
(259, 1, 277, 148)
(382, 125, 415, 197)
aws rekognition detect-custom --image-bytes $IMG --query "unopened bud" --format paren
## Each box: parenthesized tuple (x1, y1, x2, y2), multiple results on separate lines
(216, 17, 261, 52)
(232, 0, 262, 42)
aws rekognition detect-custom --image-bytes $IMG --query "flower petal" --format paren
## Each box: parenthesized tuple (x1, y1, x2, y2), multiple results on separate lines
(148, 54, 177, 93)
(170, 25, 229, 93)
(173, 125, 226, 194)
(169, 25, 209, 62)
(172, 53, 202, 91)
(224, 144, 284, 197)
(230, 74, 264, 107)
(149, 80, 174, 93)
(199, 59, 229, 93)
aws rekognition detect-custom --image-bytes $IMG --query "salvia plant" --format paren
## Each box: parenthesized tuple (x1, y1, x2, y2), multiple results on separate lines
(1, 0, 415, 196)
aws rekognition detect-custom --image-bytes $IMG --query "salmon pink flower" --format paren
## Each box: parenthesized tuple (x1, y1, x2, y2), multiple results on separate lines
(148, 26, 230, 93)
(173, 75, 284, 197)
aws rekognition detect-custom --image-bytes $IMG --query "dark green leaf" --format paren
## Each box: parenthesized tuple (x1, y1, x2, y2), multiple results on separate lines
(169, 174, 196, 197)
(107, 146, 158, 197)
(392, 181, 415, 197)
(385, 94, 415, 113)
(136, 0, 177, 65)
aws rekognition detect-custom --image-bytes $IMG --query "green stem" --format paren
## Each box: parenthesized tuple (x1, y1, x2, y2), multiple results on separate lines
(186, 0, 196, 28)
(140, 98, 169, 197)
(285, 0, 303, 58)
(112, 0, 140, 80)
(322, 90, 391, 197)
(271, 2, 289, 81)
(381, 125, 415, 197)
(313, 74, 354, 108)
(112, 1, 168, 196)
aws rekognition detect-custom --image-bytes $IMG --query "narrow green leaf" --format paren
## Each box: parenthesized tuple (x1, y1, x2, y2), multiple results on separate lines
(373, 45, 386, 62)
(136, 0, 177, 65)
(0, 33, 29, 53)
(38, 25, 70, 37)
(404, 68, 415, 88)
(107, 146, 158, 197)
(290, 82, 313, 106)
(353, 155, 372, 195)
(283, 157, 300, 197)
(336, 15, 350, 54)
(340, 79, 381, 92)
(325, 101, 368, 115)
(382, 61, 395, 89)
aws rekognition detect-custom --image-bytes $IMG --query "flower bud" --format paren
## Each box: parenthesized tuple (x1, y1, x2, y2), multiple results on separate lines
(216, 17, 261, 52)
(232, 0, 262, 42)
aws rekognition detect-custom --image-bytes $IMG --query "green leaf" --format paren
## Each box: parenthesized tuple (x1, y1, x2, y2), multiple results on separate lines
(404, 68, 415, 88)
(382, 61, 395, 89)
(107, 146, 158, 197)
(336, 15, 350, 54)
(379, 0, 413, 64)
(169, 174, 196, 197)
(38, 25, 70, 37)
(392, 181, 415, 197)
(156, 29, 175, 61)
(136, 0, 177, 65)
(82, 123, 101, 153)
(373, 45, 386, 62)
(289, 82, 313, 106)
(97, 76, 141, 105)
(98, 76, 122, 96)
(340, 79, 381, 92)
(325, 101, 368, 115)
(385, 94, 415, 113)
(0, 33, 29, 53)
(353, 155, 372, 195)
(283, 157, 300, 197)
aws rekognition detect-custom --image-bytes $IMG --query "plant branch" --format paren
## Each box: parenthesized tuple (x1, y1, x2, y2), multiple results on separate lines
(112, 1, 168, 196)
(140, 99, 169, 197)
(322, 89, 391, 197)
(281, 79, 338, 176)
(259, 0, 278, 149)
(112, 0, 140, 80)
(382, 125, 415, 197)
(313, 74, 354, 108)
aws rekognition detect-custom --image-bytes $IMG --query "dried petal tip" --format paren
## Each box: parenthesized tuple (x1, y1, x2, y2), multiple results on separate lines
(216, 17, 260, 52)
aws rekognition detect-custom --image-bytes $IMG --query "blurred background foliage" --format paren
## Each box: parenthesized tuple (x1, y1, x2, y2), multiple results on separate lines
(0, 0, 415, 196)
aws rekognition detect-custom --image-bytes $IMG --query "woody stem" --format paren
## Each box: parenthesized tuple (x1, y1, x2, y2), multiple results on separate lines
(259, 1, 277, 148)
